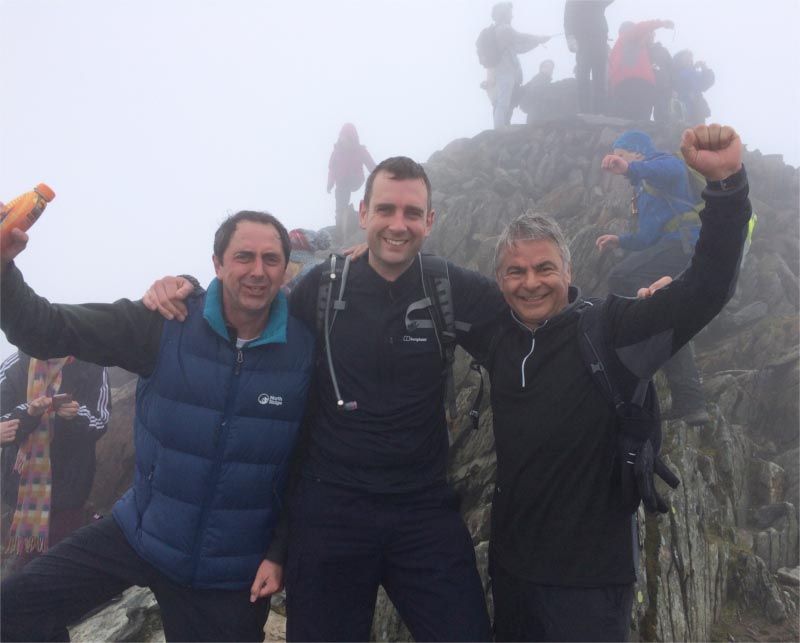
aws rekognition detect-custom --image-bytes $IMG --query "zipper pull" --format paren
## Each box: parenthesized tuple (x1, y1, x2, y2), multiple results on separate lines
(235, 350, 243, 375)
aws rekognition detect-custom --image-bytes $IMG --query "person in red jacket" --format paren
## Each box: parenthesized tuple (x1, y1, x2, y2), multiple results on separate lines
(608, 19, 674, 120)
(327, 123, 376, 237)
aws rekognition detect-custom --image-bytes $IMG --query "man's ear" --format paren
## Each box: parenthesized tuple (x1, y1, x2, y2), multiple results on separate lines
(359, 200, 368, 229)
(423, 209, 435, 237)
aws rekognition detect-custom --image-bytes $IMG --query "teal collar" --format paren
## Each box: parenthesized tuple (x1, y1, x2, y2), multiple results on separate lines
(203, 278, 288, 347)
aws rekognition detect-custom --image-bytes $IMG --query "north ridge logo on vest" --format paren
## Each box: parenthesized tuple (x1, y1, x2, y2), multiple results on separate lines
(258, 393, 283, 406)
(403, 335, 428, 343)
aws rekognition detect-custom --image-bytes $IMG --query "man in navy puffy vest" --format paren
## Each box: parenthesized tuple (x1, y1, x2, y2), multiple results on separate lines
(144, 158, 504, 641)
(0, 210, 315, 642)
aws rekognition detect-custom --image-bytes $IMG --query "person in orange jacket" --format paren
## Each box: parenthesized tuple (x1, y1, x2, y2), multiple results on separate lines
(608, 19, 674, 120)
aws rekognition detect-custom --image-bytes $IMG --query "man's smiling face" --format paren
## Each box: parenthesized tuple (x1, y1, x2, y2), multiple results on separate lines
(359, 170, 434, 282)
(212, 220, 285, 330)
(495, 238, 571, 328)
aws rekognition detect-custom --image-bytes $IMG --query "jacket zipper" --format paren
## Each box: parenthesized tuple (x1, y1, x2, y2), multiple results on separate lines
(189, 347, 244, 584)
(520, 334, 536, 388)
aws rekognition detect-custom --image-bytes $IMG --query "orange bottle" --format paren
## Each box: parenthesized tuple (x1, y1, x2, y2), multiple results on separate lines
(0, 183, 56, 252)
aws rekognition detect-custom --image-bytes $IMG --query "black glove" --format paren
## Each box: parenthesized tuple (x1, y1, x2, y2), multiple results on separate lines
(633, 440, 680, 514)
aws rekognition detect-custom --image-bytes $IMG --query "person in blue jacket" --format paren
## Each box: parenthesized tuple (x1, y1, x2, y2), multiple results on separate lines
(0, 210, 315, 642)
(672, 49, 715, 125)
(596, 130, 708, 425)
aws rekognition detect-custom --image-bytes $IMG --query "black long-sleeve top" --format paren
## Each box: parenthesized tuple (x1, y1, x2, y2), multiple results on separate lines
(289, 256, 505, 493)
(474, 172, 751, 586)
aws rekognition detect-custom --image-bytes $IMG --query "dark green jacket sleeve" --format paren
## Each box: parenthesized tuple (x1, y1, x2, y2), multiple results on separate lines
(1, 262, 164, 377)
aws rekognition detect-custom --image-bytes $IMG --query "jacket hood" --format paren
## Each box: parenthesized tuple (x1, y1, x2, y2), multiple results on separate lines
(338, 123, 360, 145)
(613, 130, 656, 156)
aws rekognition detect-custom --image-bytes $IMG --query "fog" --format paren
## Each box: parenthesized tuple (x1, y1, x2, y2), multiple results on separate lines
(1, 0, 798, 360)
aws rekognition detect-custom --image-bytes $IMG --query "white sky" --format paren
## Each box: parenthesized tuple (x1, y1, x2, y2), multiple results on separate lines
(1, 0, 799, 360)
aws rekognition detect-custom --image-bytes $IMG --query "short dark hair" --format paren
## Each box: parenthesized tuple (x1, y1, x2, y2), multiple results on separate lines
(213, 211, 291, 266)
(363, 156, 432, 212)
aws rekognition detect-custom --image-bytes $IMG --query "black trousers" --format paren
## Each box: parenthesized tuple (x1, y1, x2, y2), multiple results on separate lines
(0, 516, 269, 642)
(285, 478, 492, 642)
(491, 563, 633, 642)
(575, 39, 608, 114)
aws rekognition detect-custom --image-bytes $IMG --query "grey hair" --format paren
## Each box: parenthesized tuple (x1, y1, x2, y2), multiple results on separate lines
(494, 212, 571, 273)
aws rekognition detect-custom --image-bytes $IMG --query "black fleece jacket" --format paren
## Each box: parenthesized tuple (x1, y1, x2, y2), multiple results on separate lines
(476, 171, 751, 586)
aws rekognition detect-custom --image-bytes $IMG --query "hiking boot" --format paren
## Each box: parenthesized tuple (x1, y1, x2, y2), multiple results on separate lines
(662, 407, 710, 426)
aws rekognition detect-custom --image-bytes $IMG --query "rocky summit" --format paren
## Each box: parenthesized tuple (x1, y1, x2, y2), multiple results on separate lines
(83, 118, 799, 642)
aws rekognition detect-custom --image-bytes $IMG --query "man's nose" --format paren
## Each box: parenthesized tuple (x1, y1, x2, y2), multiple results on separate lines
(522, 269, 540, 289)
(250, 257, 268, 277)
(387, 211, 407, 231)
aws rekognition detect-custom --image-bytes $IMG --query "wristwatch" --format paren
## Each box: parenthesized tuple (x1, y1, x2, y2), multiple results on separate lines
(706, 165, 747, 192)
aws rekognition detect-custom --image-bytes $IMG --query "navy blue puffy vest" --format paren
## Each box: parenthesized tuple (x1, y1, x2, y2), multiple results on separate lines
(112, 290, 314, 589)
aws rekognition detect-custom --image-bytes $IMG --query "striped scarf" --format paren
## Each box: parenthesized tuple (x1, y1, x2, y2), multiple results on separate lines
(4, 356, 73, 555)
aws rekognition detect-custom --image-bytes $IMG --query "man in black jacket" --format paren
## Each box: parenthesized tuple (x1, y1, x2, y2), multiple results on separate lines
(144, 126, 749, 641)
(480, 123, 750, 641)
(144, 158, 505, 642)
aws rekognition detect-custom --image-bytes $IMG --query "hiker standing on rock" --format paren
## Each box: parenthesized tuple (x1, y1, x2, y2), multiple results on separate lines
(564, 0, 613, 115)
(478, 1, 550, 129)
(608, 19, 675, 121)
(327, 123, 376, 239)
(672, 50, 716, 125)
(596, 130, 711, 426)
(480, 123, 750, 640)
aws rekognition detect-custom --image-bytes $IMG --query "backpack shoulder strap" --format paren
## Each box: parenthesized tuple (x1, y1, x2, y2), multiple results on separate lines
(419, 254, 465, 332)
(576, 299, 621, 408)
(576, 298, 649, 409)
(576, 298, 661, 451)
(416, 254, 460, 434)
(641, 173, 702, 237)
(316, 253, 351, 335)
(466, 320, 513, 432)
(404, 254, 477, 437)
